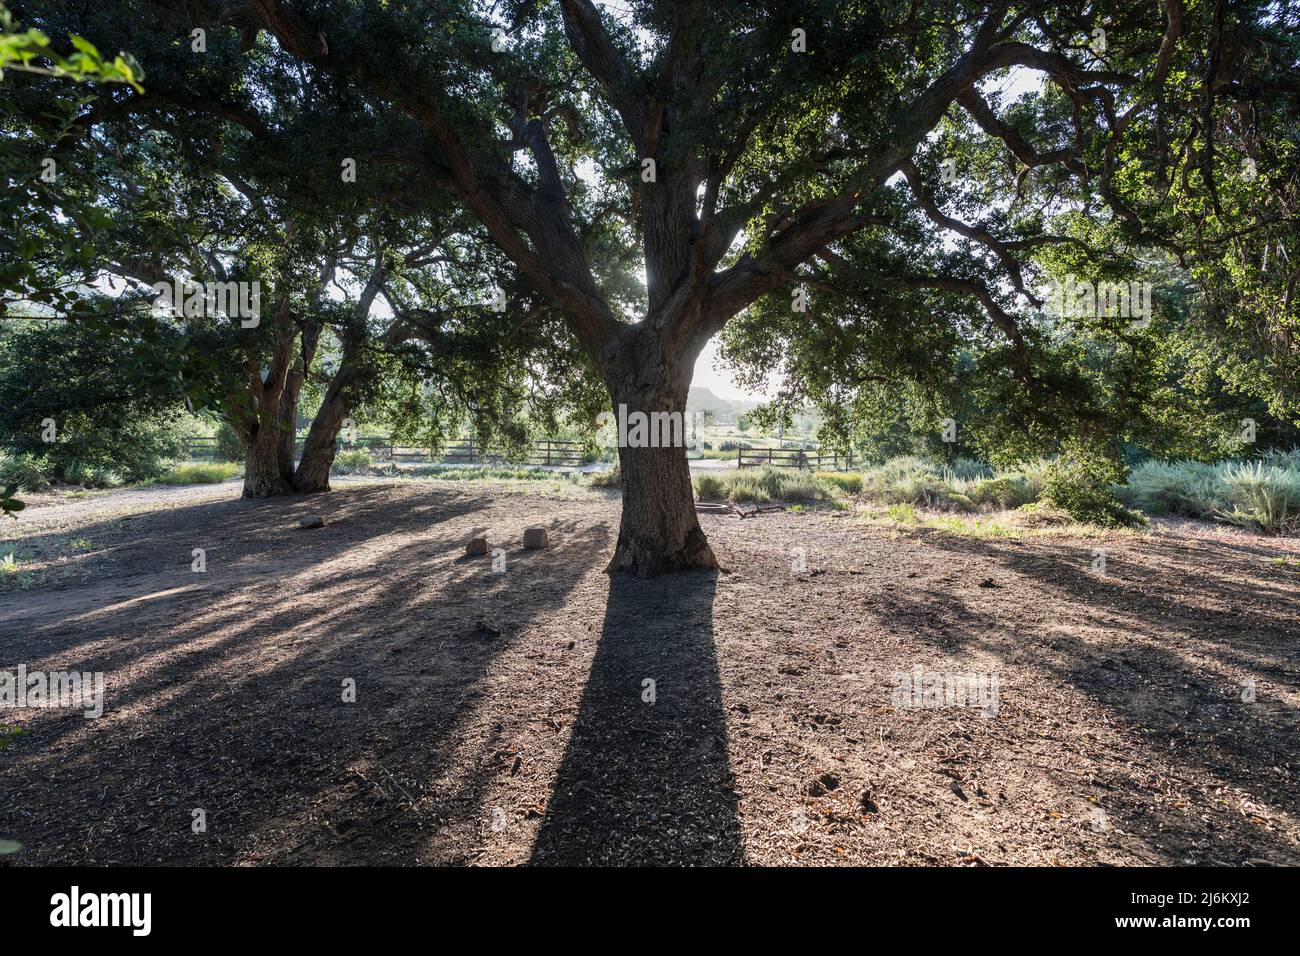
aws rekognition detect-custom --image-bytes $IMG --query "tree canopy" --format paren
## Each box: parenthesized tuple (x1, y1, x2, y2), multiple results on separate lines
(2, 0, 1297, 572)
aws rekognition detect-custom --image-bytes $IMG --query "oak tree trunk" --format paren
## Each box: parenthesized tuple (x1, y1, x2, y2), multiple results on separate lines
(241, 423, 295, 498)
(609, 436, 717, 575)
(293, 388, 348, 493)
(603, 323, 717, 576)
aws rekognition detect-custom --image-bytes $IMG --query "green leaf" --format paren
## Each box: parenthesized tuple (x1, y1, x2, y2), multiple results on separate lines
(68, 35, 100, 58)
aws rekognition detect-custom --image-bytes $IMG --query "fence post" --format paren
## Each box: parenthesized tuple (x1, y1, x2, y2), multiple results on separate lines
(546, 441, 552, 466)
(768, 447, 773, 467)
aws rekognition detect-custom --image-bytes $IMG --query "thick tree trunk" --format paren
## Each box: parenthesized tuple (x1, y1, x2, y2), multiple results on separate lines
(609, 438, 717, 575)
(293, 389, 348, 493)
(241, 424, 294, 498)
(603, 324, 717, 576)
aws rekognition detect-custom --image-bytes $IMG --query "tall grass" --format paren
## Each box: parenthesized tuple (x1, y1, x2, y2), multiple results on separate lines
(1121, 456, 1300, 534)
(331, 448, 374, 475)
(157, 462, 242, 484)
(857, 456, 1044, 511)
(692, 467, 839, 503)
(1220, 462, 1300, 534)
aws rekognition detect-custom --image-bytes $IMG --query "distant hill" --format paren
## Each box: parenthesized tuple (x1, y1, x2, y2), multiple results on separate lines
(687, 385, 760, 419)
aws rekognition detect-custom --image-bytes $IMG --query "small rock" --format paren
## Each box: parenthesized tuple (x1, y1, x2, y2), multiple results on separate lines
(465, 535, 489, 556)
(522, 526, 549, 549)
(298, 515, 325, 529)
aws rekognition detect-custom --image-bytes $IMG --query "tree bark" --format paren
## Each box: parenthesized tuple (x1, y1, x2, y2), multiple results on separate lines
(609, 438, 717, 575)
(293, 385, 349, 493)
(240, 422, 295, 498)
(602, 323, 717, 576)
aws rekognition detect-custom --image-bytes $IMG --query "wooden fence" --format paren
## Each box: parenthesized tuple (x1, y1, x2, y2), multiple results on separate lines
(736, 445, 855, 471)
(182, 435, 590, 468)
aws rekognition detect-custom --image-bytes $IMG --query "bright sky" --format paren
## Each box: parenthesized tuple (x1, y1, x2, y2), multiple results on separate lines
(693, 334, 769, 402)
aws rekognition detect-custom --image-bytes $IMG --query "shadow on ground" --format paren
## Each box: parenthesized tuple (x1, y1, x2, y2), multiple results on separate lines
(530, 570, 744, 865)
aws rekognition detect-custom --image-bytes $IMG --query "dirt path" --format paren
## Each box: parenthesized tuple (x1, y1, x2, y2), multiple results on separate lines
(1, 482, 1297, 865)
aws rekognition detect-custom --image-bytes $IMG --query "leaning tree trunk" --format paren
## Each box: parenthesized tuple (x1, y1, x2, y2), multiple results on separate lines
(293, 387, 349, 493)
(603, 325, 718, 576)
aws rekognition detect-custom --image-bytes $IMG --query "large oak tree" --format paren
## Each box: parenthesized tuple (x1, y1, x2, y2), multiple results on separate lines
(8, 0, 1298, 573)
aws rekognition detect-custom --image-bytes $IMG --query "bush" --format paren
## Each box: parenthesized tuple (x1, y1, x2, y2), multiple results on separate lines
(58, 460, 124, 488)
(0, 322, 187, 483)
(331, 448, 374, 475)
(213, 422, 245, 463)
(968, 475, 1035, 508)
(815, 471, 863, 495)
(1008, 459, 1052, 499)
(1260, 446, 1300, 471)
(945, 457, 994, 482)
(1120, 460, 1223, 517)
(693, 467, 838, 503)
(693, 472, 726, 499)
(0, 451, 50, 491)
(586, 466, 621, 488)
(158, 462, 241, 485)
(887, 503, 917, 522)
(1042, 452, 1141, 527)
(1220, 462, 1300, 534)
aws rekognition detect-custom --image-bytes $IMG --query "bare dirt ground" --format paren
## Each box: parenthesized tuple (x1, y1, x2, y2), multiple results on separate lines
(1, 480, 1298, 866)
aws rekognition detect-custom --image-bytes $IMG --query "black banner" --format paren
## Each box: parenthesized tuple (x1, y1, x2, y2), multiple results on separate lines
(0, 865, 1280, 941)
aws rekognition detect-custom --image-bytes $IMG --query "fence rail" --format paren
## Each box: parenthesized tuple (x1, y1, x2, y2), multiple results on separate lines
(183, 435, 853, 471)
(181, 435, 590, 468)
(736, 445, 855, 471)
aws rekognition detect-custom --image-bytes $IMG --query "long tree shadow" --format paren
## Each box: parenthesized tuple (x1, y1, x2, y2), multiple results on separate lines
(529, 570, 744, 865)
(0, 485, 613, 864)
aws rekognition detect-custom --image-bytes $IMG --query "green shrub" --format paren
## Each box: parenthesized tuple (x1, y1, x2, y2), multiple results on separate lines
(946, 491, 976, 512)
(693, 472, 726, 499)
(213, 422, 245, 462)
(332, 448, 374, 475)
(945, 457, 994, 482)
(693, 467, 837, 503)
(1042, 452, 1141, 527)
(1004, 459, 1051, 498)
(887, 503, 917, 522)
(158, 462, 241, 485)
(815, 471, 863, 495)
(1120, 460, 1224, 517)
(403, 464, 553, 481)
(586, 466, 621, 489)
(0, 451, 50, 491)
(862, 456, 941, 504)
(969, 475, 1036, 508)
(0, 321, 186, 482)
(1260, 446, 1300, 471)
(1219, 462, 1300, 534)
(58, 460, 124, 488)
